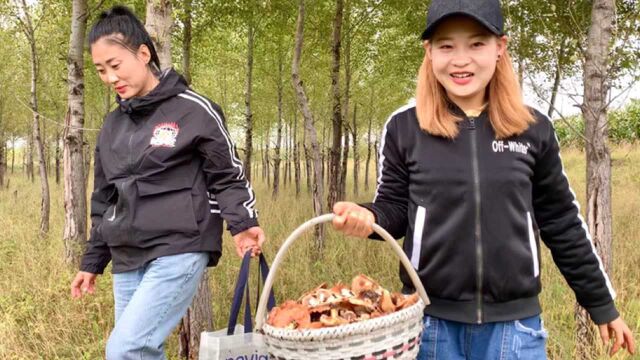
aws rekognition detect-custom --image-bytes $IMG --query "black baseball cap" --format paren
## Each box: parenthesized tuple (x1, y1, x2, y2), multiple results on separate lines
(421, 0, 504, 40)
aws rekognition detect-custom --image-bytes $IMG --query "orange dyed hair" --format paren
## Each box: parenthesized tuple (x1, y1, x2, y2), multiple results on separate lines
(415, 45, 534, 139)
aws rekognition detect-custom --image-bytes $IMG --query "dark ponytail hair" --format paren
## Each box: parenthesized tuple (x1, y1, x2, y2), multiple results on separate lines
(89, 5, 161, 73)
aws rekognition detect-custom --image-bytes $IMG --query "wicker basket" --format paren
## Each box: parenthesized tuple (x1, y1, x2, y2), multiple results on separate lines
(255, 214, 430, 360)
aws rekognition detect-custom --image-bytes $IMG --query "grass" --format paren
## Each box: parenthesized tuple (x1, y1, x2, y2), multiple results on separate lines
(1, 146, 639, 359)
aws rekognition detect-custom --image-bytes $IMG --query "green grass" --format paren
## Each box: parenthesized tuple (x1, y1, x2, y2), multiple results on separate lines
(1, 146, 639, 359)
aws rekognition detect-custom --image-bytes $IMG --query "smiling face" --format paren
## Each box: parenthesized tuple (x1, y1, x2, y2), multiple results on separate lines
(91, 36, 159, 100)
(427, 16, 506, 112)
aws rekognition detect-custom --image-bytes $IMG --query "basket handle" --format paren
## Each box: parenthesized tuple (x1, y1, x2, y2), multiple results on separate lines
(255, 213, 429, 330)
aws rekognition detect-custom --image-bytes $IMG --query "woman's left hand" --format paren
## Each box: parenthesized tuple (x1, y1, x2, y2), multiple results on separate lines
(233, 226, 265, 257)
(598, 316, 635, 356)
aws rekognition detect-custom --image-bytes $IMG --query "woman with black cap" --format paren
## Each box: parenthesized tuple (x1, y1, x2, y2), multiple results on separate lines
(69, 6, 264, 359)
(332, 0, 635, 358)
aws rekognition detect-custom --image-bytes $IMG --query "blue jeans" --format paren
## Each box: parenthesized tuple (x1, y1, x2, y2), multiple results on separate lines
(106, 252, 209, 360)
(417, 315, 547, 360)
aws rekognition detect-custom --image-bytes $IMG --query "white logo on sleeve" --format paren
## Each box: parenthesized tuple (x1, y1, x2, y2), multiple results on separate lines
(492, 140, 530, 155)
(150, 122, 179, 148)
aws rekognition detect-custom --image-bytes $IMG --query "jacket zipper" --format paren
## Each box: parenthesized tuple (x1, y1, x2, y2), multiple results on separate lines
(469, 117, 483, 324)
(124, 126, 136, 244)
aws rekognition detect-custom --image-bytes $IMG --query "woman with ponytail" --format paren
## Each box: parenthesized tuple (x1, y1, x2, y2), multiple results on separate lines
(331, 0, 635, 358)
(69, 6, 264, 359)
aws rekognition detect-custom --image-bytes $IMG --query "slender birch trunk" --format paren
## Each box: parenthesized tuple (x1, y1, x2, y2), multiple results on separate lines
(576, 1, 615, 358)
(292, 0, 325, 251)
(145, 0, 173, 70)
(63, 0, 88, 264)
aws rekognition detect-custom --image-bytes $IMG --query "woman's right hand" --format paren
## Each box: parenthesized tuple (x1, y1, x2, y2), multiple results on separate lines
(70, 271, 98, 299)
(332, 202, 376, 238)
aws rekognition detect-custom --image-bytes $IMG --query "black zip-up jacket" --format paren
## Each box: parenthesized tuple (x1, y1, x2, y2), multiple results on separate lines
(80, 69, 258, 274)
(362, 103, 618, 325)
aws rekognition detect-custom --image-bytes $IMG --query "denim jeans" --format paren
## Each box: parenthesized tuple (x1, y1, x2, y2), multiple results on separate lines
(106, 252, 209, 360)
(417, 315, 547, 360)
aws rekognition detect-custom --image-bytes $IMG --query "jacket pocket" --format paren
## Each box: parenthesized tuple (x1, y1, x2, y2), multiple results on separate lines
(526, 212, 540, 278)
(134, 179, 200, 240)
(99, 194, 130, 247)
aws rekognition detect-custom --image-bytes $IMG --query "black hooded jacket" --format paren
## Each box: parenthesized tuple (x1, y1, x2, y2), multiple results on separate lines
(80, 69, 258, 274)
(362, 103, 618, 325)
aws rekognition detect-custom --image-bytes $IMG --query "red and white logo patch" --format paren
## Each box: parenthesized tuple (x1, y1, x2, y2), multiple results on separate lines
(150, 122, 179, 148)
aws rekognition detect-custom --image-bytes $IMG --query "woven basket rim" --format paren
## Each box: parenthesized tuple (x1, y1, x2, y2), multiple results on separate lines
(261, 298, 425, 342)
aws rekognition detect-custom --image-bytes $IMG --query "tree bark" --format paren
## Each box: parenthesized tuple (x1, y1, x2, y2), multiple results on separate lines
(19, 0, 50, 235)
(285, 122, 291, 187)
(327, 0, 344, 208)
(0, 131, 4, 189)
(0, 99, 4, 188)
(339, 129, 349, 199)
(176, 1, 213, 355)
(181, 0, 192, 84)
(517, 57, 524, 87)
(244, 23, 255, 181)
(293, 108, 301, 197)
(179, 270, 214, 360)
(265, 131, 271, 187)
(547, 40, 566, 118)
(374, 140, 379, 179)
(145, 0, 173, 70)
(352, 103, 358, 196)
(11, 137, 15, 173)
(55, 131, 61, 185)
(273, 46, 284, 198)
(576, 1, 615, 358)
(341, 0, 351, 199)
(63, 0, 88, 265)
(303, 119, 311, 193)
(27, 132, 34, 181)
(364, 108, 372, 192)
(292, 0, 324, 251)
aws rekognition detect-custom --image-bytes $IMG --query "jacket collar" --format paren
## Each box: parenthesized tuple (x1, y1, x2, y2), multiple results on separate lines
(116, 68, 188, 118)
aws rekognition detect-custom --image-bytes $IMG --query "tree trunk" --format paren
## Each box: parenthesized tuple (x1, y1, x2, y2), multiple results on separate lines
(293, 108, 301, 197)
(547, 40, 566, 118)
(374, 140, 379, 179)
(31, 44, 50, 235)
(181, 0, 192, 84)
(145, 0, 173, 70)
(177, 1, 213, 354)
(285, 122, 291, 187)
(27, 133, 34, 181)
(517, 57, 524, 87)
(364, 110, 372, 192)
(327, 0, 344, 209)
(273, 47, 284, 198)
(576, 1, 615, 358)
(63, 0, 88, 264)
(11, 137, 15, 173)
(341, 0, 351, 199)
(339, 130, 349, 199)
(260, 139, 265, 180)
(20, 0, 50, 235)
(0, 100, 4, 188)
(352, 104, 358, 196)
(322, 125, 327, 186)
(303, 120, 311, 193)
(0, 131, 4, 189)
(55, 131, 61, 185)
(265, 133, 271, 187)
(244, 23, 255, 181)
(292, 0, 324, 252)
(179, 270, 214, 360)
